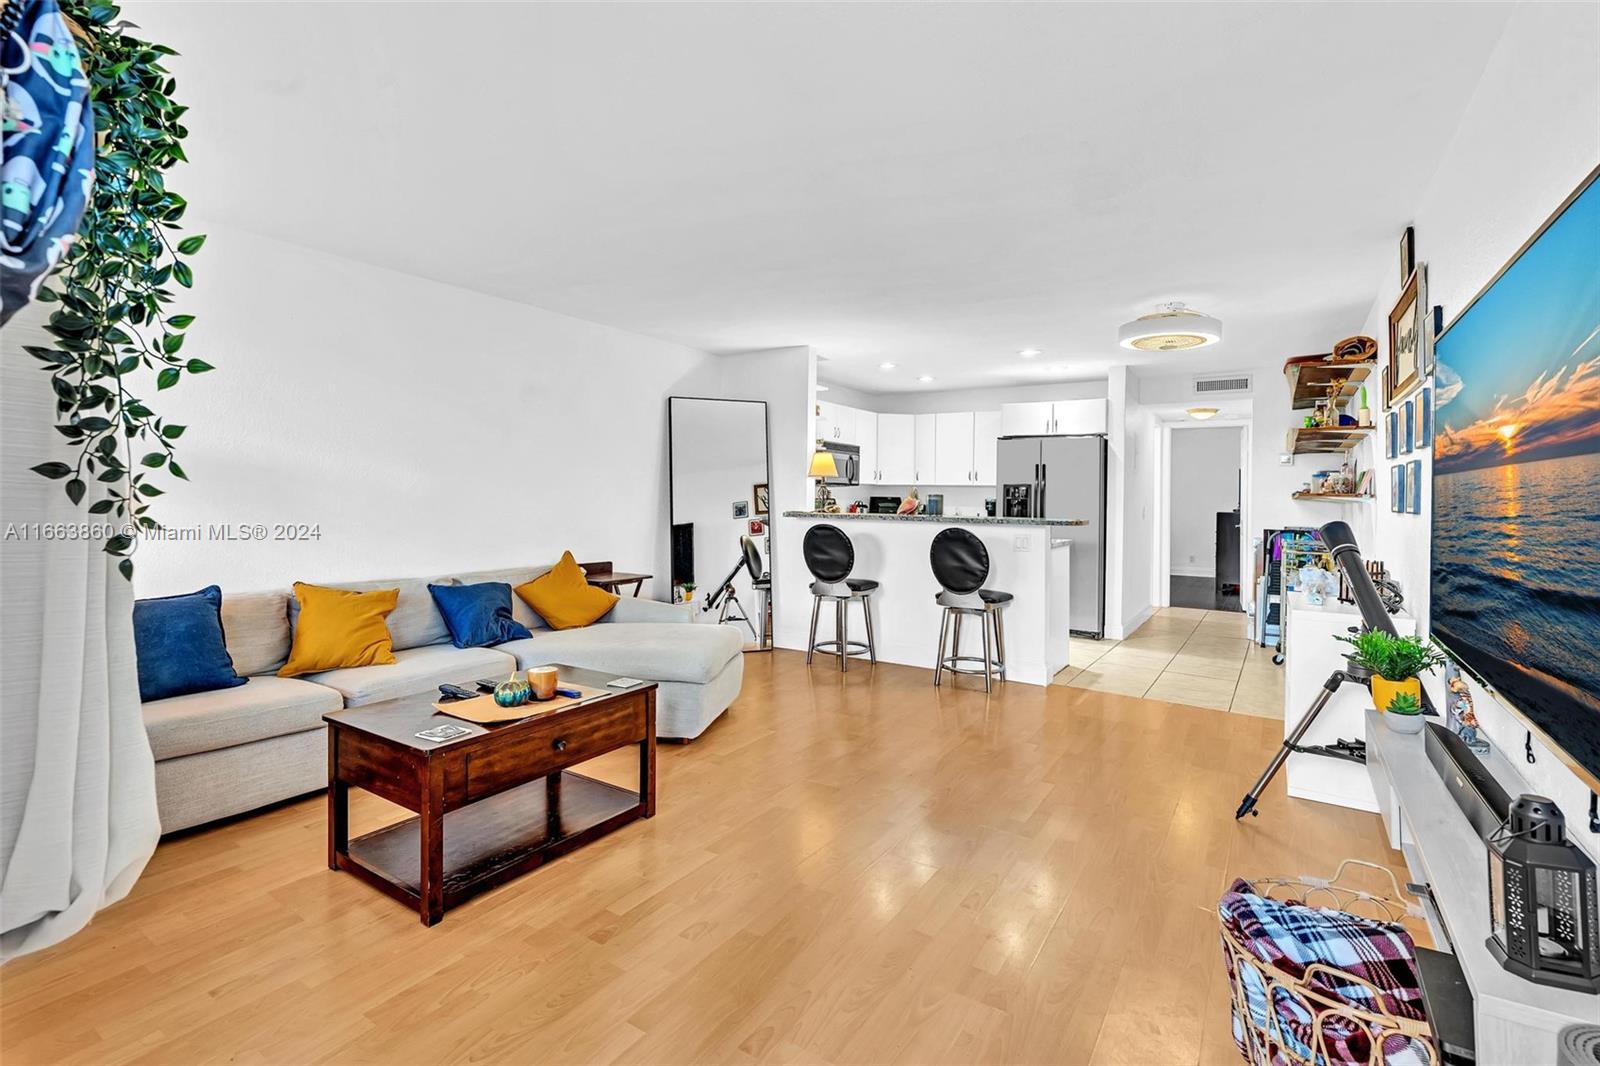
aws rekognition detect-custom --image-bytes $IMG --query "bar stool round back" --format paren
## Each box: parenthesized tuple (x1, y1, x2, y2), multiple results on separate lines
(742, 535, 771, 647)
(802, 524, 879, 672)
(930, 527, 1010, 691)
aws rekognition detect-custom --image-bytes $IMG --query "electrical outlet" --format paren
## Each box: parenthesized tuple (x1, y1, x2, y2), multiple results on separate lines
(1014, 536, 1031, 551)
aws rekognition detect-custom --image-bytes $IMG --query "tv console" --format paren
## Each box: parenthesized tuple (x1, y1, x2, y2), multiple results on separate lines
(1364, 708, 1596, 1063)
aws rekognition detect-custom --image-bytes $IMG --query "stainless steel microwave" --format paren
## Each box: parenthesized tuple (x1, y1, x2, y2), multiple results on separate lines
(820, 441, 860, 486)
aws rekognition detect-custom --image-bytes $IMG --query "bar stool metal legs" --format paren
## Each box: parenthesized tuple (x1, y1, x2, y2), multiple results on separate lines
(932, 604, 1008, 692)
(806, 590, 877, 672)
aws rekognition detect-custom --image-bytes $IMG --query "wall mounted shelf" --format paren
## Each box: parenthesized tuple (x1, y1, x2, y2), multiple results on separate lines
(1286, 426, 1374, 455)
(1284, 360, 1378, 411)
(1291, 492, 1374, 502)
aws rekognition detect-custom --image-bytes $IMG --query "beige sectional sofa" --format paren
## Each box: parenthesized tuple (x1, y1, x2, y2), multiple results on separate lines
(144, 564, 744, 832)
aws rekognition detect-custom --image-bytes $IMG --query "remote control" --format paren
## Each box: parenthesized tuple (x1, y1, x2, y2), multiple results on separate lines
(438, 683, 477, 701)
(476, 678, 500, 693)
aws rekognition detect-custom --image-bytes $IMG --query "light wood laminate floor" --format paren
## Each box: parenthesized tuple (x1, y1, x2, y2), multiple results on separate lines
(1, 650, 1412, 1066)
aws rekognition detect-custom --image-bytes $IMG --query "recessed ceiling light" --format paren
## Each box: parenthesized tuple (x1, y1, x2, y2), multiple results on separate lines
(1119, 303, 1222, 352)
(1187, 406, 1220, 420)
(918, 375, 935, 383)
(879, 362, 897, 371)
(1019, 349, 1042, 358)
(816, 384, 830, 392)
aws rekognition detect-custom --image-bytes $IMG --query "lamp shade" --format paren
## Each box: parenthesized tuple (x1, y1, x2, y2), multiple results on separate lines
(808, 449, 838, 478)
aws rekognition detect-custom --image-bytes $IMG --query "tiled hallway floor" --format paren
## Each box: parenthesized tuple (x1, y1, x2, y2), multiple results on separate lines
(1053, 606, 1285, 718)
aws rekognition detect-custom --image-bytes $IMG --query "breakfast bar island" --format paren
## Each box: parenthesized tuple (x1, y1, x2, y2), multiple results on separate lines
(781, 511, 1084, 685)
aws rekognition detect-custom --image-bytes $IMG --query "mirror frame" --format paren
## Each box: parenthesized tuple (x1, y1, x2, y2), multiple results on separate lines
(667, 396, 774, 652)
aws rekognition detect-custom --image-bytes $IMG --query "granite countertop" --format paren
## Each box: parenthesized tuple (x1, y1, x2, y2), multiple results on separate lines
(781, 510, 1087, 527)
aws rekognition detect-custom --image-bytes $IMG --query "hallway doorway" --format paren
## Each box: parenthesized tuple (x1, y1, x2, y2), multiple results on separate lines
(1165, 424, 1245, 613)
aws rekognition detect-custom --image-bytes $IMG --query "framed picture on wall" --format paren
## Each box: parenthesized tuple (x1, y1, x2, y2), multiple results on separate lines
(1386, 410, 1399, 459)
(1387, 265, 1425, 403)
(1415, 386, 1433, 450)
(731, 500, 749, 519)
(1406, 459, 1422, 514)
(747, 518, 765, 537)
(753, 483, 769, 516)
(1399, 226, 1415, 284)
(1391, 464, 1405, 513)
(1401, 400, 1414, 455)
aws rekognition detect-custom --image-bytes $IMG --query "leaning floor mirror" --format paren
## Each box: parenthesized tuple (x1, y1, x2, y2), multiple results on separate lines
(668, 397, 773, 651)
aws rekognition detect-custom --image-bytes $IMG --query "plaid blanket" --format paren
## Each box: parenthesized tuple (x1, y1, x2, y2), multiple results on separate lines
(1219, 879, 1429, 1066)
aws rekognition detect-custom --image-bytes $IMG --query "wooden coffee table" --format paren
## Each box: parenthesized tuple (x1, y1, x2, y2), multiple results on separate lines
(324, 664, 655, 925)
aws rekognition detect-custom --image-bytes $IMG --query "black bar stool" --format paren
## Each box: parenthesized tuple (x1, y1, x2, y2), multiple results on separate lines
(930, 527, 1011, 691)
(803, 524, 878, 672)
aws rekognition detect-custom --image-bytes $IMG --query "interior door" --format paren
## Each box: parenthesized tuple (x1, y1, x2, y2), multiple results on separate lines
(934, 412, 974, 484)
(973, 410, 1000, 486)
(914, 413, 937, 483)
(877, 413, 915, 483)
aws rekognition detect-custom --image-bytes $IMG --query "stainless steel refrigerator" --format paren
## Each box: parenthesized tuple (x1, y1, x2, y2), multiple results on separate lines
(996, 434, 1107, 638)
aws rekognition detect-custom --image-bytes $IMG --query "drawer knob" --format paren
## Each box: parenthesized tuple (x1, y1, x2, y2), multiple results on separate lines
(552, 738, 568, 752)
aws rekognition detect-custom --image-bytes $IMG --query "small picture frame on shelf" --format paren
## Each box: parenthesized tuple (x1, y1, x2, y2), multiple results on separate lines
(1415, 386, 1432, 450)
(1387, 410, 1399, 459)
(1391, 464, 1405, 513)
(1401, 400, 1414, 455)
(1406, 459, 1422, 514)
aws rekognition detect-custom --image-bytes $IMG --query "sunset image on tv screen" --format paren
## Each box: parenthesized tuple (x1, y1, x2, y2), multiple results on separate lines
(1431, 170, 1600, 787)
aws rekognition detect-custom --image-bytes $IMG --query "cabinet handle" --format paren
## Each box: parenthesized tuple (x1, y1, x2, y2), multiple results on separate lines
(553, 737, 568, 752)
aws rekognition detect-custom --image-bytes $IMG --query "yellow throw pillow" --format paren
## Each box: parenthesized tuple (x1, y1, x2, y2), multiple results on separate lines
(278, 582, 399, 677)
(515, 552, 619, 630)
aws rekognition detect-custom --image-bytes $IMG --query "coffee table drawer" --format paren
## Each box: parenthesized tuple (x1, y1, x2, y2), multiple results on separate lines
(464, 695, 647, 802)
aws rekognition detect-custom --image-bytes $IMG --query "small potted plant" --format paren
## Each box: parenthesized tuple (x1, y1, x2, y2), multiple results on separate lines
(679, 582, 696, 603)
(1335, 630, 1447, 715)
(1383, 691, 1425, 734)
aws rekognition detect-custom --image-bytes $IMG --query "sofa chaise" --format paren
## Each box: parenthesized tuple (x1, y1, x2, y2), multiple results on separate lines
(142, 563, 744, 832)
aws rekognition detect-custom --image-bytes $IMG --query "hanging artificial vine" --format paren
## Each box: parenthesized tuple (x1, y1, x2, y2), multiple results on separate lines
(23, 1, 208, 579)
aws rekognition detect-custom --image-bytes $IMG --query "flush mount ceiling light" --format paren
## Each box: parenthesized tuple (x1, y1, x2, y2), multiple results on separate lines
(1119, 302, 1222, 352)
(1187, 406, 1220, 420)
(879, 362, 897, 371)
(1019, 348, 1042, 358)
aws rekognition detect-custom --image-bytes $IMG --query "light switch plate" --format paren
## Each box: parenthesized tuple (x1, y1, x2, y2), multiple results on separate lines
(1279, 453, 1294, 465)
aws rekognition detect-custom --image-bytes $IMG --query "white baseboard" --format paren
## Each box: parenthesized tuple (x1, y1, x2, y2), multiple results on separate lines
(1170, 566, 1216, 578)
(1108, 603, 1154, 641)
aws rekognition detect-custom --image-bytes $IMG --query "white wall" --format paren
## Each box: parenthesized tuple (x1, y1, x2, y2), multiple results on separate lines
(1169, 426, 1242, 577)
(133, 226, 721, 599)
(829, 379, 1108, 415)
(1350, 3, 1600, 828)
(714, 346, 816, 652)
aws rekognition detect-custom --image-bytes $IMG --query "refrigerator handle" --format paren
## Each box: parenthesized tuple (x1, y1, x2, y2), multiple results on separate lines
(1037, 464, 1046, 519)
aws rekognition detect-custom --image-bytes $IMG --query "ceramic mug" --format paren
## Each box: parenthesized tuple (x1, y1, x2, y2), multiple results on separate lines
(527, 665, 559, 701)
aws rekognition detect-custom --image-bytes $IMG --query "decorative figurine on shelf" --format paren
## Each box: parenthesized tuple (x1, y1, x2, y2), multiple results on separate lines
(1444, 659, 1490, 755)
(1298, 565, 1338, 606)
(897, 488, 920, 515)
(1357, 384, 1373, 427)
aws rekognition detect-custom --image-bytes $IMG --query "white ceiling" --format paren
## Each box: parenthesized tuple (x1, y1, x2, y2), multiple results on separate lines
(134, 2, 1514, 392)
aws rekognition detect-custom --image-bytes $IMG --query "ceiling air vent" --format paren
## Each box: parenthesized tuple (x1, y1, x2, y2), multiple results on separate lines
(1193, 374, 1252, 396)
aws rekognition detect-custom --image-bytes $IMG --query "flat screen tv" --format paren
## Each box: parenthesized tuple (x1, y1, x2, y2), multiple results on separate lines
(1431, 164, 1600, 792)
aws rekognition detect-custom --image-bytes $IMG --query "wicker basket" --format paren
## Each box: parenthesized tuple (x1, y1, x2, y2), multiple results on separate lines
(1219, 860, 1439, 1066)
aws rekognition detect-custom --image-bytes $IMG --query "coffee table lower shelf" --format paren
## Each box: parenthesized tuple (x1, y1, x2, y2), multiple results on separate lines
(337, 771, 643, 915)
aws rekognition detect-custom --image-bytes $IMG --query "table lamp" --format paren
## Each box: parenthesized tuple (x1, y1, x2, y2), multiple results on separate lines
(809, 445, 838, 510)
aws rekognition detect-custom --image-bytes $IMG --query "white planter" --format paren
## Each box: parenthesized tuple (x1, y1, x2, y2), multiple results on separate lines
(1385, 711, 1424, 734)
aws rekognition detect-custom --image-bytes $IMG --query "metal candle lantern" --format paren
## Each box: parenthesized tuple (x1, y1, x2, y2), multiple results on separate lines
(1486, 794, 1600, 994)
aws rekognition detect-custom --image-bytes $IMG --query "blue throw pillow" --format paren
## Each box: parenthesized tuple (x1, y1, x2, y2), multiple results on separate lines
(428, 582, 533, 649)
(133, 585, 248, 702)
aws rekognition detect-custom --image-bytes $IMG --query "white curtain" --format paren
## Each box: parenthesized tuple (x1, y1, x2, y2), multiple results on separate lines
(0, 300, 160, 961)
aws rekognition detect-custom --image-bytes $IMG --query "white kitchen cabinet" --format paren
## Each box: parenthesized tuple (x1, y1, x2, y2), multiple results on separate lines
(999, 398, 1107, 436)
(857, 410, 879, 483)
(913, 413, 937, 483)
(1000, 401, 1055, 436)
(973, 410, 1000, 485)
(934, 412, 974, 485)
(877, 413, 915, 484)
(816, 400, 843, 442)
